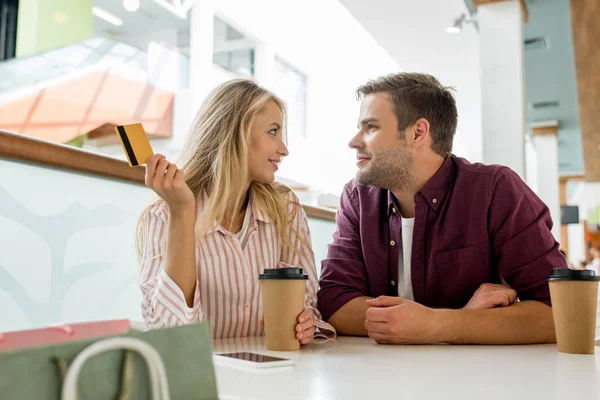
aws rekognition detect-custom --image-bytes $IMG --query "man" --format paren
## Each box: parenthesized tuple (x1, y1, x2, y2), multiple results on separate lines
(317, 72, 566, 345)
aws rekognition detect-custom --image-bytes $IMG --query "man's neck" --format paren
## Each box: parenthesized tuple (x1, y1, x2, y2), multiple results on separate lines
(391, 154, 445, 219)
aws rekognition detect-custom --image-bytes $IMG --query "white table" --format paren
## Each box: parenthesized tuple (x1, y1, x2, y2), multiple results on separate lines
(213, 336, 600, 400)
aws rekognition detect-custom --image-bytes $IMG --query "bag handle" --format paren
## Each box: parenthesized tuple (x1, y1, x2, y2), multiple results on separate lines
(61, 337, 170, 400)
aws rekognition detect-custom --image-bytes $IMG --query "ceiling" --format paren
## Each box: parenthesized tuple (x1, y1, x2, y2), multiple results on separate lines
(465, 0, 584, 176)
(92, 0, 190, 51)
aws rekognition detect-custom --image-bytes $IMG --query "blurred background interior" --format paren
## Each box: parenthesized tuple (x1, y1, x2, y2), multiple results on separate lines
(0, 0, 599, 332)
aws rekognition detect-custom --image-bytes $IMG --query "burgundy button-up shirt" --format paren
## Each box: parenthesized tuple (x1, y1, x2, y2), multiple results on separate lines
(318, 156, 566, 321)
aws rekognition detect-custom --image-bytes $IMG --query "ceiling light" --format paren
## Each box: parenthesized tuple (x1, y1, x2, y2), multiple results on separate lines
(92, 7, 123, 26)
(123, 0, 140, 12)
(446, 13, 476, 34)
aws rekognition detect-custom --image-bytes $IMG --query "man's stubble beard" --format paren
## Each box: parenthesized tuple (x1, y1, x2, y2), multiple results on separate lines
(356, 140, 415, 191)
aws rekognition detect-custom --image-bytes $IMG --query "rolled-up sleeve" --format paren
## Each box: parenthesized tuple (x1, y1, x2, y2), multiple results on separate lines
(139, 204, 203, 328)
(488, 168, 567, 306)
(318, 184, 369, 321)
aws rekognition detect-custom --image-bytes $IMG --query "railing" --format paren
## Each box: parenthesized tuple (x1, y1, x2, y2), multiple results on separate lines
(0, 129, 336, 221)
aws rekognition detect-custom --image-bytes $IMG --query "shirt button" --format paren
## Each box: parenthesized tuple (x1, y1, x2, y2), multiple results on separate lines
(433, 198, 438, 204)
(391, 280, 396, 286)
(392, 208, 397, 213)
(390, 240, 396, 246)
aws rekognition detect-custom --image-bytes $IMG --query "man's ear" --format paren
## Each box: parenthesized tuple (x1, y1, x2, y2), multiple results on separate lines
(412, 118, 431, 148)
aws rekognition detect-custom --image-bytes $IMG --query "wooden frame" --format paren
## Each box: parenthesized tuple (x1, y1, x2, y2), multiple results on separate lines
(531, 126, 559, 137)
(472, 0, 529, 23)
(0, 130, 337, 221)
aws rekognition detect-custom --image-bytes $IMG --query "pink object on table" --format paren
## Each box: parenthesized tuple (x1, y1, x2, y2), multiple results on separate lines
(0, 320, 131, 352)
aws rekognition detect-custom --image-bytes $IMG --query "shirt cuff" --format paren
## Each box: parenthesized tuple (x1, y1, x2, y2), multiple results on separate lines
(153, 269, 201, 323)
(311, 309, 337, 341)
(314, 319, 337, 341)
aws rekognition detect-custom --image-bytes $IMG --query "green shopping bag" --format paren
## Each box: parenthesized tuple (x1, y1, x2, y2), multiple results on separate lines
(0, 322, 218, 399)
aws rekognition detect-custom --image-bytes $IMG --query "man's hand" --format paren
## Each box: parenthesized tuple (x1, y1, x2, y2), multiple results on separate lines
(463, 283, 517, 310)
(364, 296, 439, 344)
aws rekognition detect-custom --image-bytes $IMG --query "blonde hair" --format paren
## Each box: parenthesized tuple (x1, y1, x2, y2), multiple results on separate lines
(136, 79, 302, 256)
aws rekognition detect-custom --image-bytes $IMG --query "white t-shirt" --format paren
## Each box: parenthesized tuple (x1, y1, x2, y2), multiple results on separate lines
(398, 217, 415, 300)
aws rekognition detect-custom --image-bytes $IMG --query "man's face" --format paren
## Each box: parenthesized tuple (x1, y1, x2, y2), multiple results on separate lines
(349, 93, 415, 190)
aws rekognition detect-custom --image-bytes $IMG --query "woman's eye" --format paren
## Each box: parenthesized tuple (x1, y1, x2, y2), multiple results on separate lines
(367, 124, 377, 130)
(268, 128, 278, 135)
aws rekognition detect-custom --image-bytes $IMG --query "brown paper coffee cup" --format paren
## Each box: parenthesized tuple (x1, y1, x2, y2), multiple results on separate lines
(548, 268, 600, 355)
(259, 268, 307, 351)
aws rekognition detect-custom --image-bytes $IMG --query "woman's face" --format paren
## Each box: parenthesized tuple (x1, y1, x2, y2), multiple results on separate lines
(248, 101, 288, 184)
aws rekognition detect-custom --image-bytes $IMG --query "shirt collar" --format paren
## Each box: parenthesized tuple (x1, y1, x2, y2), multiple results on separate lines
(202, 187, 271, 236)
(249, 187, 271, 224)
(387, 155, 456, 215)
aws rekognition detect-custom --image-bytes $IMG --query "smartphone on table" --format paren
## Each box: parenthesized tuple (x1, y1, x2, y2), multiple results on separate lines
(214, 352, 294, 369)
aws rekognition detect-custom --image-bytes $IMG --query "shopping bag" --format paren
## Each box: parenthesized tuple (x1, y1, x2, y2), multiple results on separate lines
(0, 321, 218, 399)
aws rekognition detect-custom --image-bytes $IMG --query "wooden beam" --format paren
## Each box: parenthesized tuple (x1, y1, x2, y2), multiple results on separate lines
(531, 126, 559, 136)
(472, 0, 529, 23)
(559, 175, 585, 183)
(569, 0, 600, 181)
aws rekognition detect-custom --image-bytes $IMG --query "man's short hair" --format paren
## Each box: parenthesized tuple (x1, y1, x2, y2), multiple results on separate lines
(356, 72, 458, 156)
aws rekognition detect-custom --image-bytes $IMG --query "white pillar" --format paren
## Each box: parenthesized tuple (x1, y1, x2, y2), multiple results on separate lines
(532, 128, 561, 242)
(478, 1, 526, 178)
(189, 0, 215, 113)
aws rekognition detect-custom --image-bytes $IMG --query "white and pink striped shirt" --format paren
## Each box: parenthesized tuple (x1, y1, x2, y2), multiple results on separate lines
(139, 189, 336, 340)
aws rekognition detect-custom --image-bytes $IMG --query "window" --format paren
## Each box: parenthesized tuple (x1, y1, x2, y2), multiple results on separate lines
(274, 57, 307, 139)
(0, 0, 18, 61)
(212, 17, 255, 78)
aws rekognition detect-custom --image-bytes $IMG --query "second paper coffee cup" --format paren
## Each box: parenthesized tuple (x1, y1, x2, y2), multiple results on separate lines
(548, 268, 600, 355)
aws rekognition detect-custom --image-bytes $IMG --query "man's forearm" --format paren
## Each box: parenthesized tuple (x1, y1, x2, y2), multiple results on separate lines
(434, 301, 556, 345)
(328, 296, 373, 336)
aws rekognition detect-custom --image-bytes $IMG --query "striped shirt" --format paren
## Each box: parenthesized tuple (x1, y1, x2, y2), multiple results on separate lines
(139, 189, 336, 340)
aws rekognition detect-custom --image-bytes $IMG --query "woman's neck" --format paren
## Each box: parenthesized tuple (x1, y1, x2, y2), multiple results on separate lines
(221, 188, 250, 232)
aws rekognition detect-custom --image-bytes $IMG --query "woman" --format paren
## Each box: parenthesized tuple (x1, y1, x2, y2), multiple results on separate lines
(137, 79, 335, 344)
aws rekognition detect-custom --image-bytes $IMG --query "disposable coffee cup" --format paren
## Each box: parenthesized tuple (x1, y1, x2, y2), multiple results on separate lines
(548, 268, 600, 354)
(259, 268, 308, 351)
